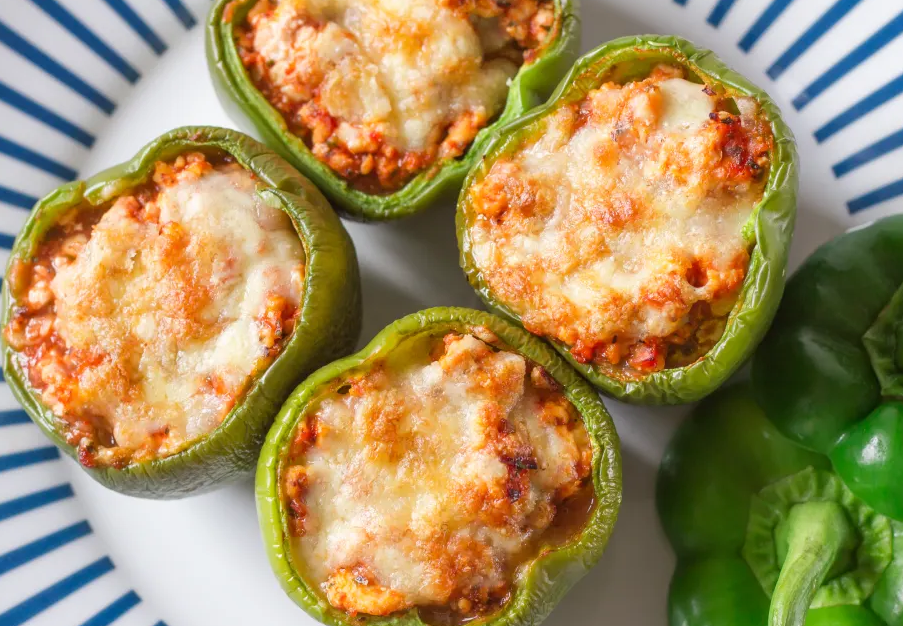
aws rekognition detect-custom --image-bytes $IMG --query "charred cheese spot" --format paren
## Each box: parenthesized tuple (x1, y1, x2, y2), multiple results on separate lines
(324, 568, 409, 616)
(281, 333, 593, 618)
(467, 64, 773, 378)
(235, 0, 557, 192)
(4, 153, 305, 467)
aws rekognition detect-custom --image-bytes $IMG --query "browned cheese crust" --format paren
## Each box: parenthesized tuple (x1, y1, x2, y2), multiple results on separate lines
(234, 0, 557, 192)
(4, 153, 304, 467)
(467, 65, 773, 378)
(280, 332, 594, 620)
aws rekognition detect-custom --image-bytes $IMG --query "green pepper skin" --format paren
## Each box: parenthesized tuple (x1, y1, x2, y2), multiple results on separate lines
(658, 383, 903, 626)
(257, 307, 621, 626)
(752, 216, 903, 520)
(205, 0, 580, 221)
(0, 126, 362, 499)
(457, 35, 798, 405)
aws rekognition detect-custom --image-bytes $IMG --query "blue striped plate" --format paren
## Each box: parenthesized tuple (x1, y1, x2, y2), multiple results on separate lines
(0, 1, 900, 624)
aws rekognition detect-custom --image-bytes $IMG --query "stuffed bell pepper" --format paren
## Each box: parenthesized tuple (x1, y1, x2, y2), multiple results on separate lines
(206, 0, 579, 220)
(257, 307, 621, 626)
(457, 35, 798, 404)
(753, 215, 903, 521)
(1, 126, 362, 498)
(658, 383, 903, 626)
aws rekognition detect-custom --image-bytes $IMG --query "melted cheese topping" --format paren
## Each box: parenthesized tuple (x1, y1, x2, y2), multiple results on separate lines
(283, 332, 591, 616)
(4, 155, 304, 466)
(253, 0, 517, 152)
(467, 65, 772, 375)
(238, 0, 556, 190)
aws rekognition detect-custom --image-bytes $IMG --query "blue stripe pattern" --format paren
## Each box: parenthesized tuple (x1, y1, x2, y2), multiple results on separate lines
(0, 20, 115, 114)
(739, 0, 793, 52)
(0, 81, 95, 147)
(815, 72, 903, 143)
(0, 410, 30, 427)
(161, 0, 197, 29)
(0, 446, 61, 473)
(0, 185, 38, 210)
(0, 135, 77, 179)
(79, 590, 142, 626)
(0, 521, 92, 576)
(767, 0, 863, 79)
(102, 0, 167, 55)
(0, 7, 188, 626)
(0, 4, 893, 625)
(0, 409, 31, 426)
(0, 484, 74, 522)
(833, 128, 903, 177)
(0, 232, 18, 249)
(30, 0, 140, 84)
(707, 0, 737, 28)
(793, 10, 903, 110)
(849, 178, 903, 213)
(0, 557, 115, 626)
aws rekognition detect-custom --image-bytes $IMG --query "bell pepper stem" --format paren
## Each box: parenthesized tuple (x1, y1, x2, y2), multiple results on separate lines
(769, 501, 856, 626)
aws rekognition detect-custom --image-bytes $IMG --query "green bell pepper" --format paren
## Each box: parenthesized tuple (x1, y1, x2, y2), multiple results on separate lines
(257, 307, 621, 626)
(657, 383, 903, 626)
(0, 126, 362, 499)
(752, 215, 903, 521)
(205, 0, 580, 221)
(456, 35, 798, 405)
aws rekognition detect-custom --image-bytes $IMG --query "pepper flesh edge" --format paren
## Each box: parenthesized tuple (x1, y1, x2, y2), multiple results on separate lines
(205, 0, 581, 221)
(0, 126, 362, 499)
(256, 306, 621, 626)
(456, 34, 798, 405)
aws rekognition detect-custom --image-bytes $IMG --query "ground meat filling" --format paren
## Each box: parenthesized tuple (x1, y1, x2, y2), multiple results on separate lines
(281, 331, 593, 620)
(467, 64, 774, 378)
(3, 153, 305, 468)
(235, 0, 558, 193)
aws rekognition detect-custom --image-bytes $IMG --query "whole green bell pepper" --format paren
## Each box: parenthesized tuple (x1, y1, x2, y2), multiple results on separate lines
(658, 383, 903, 626)
(257, 307, 621, 626)
(0, 126, 362, 499)
(205, 0, 580, 221)
(752, 215, 903, 521)
(456, 35, 798, 405)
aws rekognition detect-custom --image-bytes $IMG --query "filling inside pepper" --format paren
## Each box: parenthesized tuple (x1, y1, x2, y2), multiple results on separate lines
(465, 62, 774, 378)
(280, 330, 594, 621)
(233, 0, 558, 193)
(3, 152, 305, 468)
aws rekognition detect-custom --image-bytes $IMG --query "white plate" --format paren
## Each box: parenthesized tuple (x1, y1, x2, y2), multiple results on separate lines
(1, 0, 901, 624)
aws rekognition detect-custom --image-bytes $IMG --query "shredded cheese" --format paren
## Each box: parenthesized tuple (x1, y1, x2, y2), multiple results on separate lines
(5, 156, 305, 466)
(285, 333, 592, 616)
(467, 65, 772, 374)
